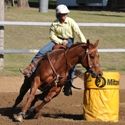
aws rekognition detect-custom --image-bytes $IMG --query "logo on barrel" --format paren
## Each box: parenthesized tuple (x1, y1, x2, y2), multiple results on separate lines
(95, 77, 106, 88)
(107, 79, 119, 85)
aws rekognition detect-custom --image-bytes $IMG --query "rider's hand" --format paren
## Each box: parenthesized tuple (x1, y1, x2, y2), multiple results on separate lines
(62, 40, 68, 46)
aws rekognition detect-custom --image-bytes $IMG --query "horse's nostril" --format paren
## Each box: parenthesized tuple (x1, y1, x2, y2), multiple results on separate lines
(98, 72, 103, 77)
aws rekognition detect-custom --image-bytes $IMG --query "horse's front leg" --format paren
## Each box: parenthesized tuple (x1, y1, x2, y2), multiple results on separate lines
(14, 76, 41, 122)
(33, 86, 62, 119)
(13, 77, 31, 108)
(30, 86, 51, 108)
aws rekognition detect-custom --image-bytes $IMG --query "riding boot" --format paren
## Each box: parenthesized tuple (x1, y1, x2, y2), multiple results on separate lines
(63, 80, 72, 96)
(20, 56, 42, 77)
(20, 63, 36, 77)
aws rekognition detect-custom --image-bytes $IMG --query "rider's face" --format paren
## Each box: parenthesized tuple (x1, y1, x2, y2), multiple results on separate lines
(56, 13, 67, 23)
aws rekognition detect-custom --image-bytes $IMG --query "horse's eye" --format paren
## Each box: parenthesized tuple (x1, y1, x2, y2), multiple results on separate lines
(96, 53, 99, 57)
(90, 53, 95, 58)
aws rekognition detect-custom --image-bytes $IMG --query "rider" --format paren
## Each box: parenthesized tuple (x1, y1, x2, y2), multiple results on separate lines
(20, 4, 87, 96)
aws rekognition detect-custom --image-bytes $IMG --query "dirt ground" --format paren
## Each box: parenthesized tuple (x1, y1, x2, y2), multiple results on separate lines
(0, 75, 125, 125)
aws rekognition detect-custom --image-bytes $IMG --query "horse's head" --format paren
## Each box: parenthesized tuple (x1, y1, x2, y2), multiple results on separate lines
(81, 39, 102, 77)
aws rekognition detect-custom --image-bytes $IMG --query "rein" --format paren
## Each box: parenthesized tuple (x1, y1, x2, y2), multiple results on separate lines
(47, 53, 60, 86)
(81, 47, 101, 78)
(47, 43, 101, 89)
(47, 49, 79, 87)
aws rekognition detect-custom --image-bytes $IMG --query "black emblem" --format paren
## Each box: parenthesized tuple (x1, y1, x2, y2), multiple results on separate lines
(95, 77, 106, 88)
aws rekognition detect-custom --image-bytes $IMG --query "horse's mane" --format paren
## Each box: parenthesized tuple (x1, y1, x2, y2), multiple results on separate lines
(70, 42, 86, 48)
(67, 42, 87, 51)
(45, 42, 87, 58)
(70, 41, 97, 50)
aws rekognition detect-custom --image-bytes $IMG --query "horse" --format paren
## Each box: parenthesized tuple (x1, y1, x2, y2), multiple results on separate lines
(13, 40, 102, 122)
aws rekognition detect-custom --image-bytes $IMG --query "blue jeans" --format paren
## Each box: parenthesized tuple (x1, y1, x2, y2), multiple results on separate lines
(32, 38, 75, 81)
(32, 38, 74, 60)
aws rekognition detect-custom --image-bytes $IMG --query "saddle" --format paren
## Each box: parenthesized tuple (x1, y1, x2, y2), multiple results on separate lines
(52, 44, 67, 50)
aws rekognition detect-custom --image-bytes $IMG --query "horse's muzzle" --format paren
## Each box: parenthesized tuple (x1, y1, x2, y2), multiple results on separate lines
(86, 67, 103, 78)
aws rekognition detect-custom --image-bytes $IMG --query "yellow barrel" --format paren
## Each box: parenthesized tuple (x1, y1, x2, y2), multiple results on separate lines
(83, 71, 120, 122)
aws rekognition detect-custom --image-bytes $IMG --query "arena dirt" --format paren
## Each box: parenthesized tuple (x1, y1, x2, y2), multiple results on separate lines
(0, 76, 125, 125)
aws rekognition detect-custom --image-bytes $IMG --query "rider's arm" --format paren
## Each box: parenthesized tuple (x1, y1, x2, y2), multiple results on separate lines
(70, 18, 86, 43)
(49, 24, 63, 44)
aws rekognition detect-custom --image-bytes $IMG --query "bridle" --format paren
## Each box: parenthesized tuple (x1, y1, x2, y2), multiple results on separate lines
(80, 45, 106, 89)
(47, 44, 103, 89)
(81, 47, 101, 78)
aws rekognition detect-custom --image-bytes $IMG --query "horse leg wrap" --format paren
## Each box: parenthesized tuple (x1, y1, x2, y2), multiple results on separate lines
(14, 112, 26, 122)
(19, 112, 26, 118)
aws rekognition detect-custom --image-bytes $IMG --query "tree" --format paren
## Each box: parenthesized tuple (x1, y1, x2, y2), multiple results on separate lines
(5, 0, 15, 8)
(17, 0, 29, 8)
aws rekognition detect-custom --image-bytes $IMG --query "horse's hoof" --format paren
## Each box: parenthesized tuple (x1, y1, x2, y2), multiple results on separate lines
(13, 114, 23, 122)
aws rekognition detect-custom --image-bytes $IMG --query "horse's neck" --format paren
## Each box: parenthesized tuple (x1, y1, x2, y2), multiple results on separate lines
(66, 46, 84, 67)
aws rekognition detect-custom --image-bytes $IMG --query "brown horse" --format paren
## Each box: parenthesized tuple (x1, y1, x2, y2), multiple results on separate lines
(14, 40, 102, 122)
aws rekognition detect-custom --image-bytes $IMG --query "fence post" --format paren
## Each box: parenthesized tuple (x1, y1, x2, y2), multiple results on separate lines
(0, 0, 4, 70)
(39, 0, 49, 13)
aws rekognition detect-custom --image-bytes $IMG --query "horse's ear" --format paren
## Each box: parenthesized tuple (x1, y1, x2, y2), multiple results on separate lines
(94, 39, 99, 47)
(87, 39, 90, 44)
(86, 39, 90, 47)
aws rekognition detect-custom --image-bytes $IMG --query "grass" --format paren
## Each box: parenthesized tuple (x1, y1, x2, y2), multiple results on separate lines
(1, 7, 125, 76)
(5, 7, 125, 22)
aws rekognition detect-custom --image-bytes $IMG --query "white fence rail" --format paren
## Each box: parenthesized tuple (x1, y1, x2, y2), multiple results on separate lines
(0, 48, 125, 54)
(1, 21, 125, 27)
(0, 21, 125, 54)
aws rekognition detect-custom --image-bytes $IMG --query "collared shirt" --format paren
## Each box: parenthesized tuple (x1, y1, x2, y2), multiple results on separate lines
(49, 17, 86, 44)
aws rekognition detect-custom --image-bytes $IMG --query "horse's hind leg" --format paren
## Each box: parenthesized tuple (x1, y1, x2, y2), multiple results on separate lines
(30, 93, 44, 109)
(27, 92, 48, 118)
(33, 86, 62, 118)
(13, 77, 31, 108)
